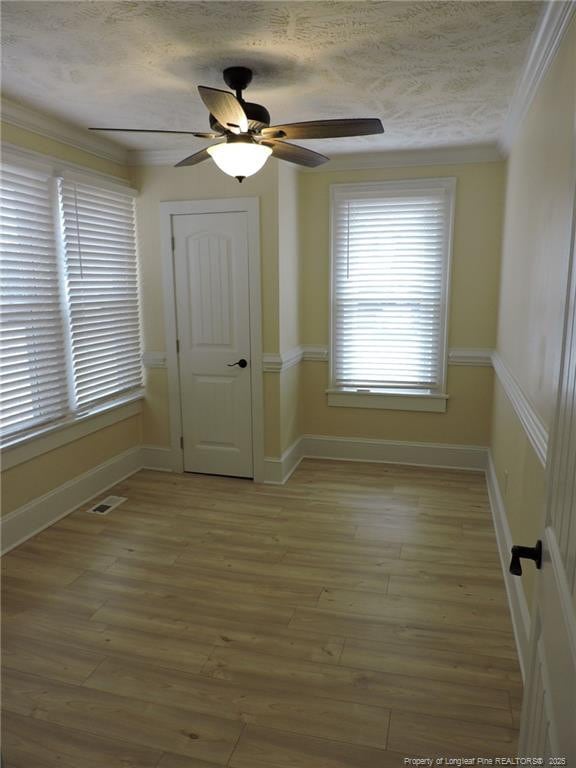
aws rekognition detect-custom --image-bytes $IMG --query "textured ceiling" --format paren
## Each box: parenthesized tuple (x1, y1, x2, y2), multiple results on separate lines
(1, 1, 542, 156)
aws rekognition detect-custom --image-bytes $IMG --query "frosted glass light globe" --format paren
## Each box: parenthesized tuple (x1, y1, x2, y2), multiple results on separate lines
(207, 141, 272, 181)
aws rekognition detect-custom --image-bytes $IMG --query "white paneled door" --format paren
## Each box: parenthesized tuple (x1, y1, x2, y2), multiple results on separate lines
(173, 211, 253, 478)
(518, 203, 576, 759)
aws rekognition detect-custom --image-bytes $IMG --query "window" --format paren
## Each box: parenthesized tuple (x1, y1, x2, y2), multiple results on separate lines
(329, 179, 455, 412)
(0, 159, 142, 445)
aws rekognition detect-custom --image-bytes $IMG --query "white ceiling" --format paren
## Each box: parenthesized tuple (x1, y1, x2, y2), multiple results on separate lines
(1, 1, 542, 157)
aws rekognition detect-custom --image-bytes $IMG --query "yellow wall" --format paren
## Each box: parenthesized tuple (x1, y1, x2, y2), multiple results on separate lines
(1, 122, 130, 180)
(2, 416, 141, 515)
(298, 161, 505, 445)
(0, 124, 141, 517)
(133, 157, 505, 456)
(491, 17, 576, 609)
(302, 364, 494, 445)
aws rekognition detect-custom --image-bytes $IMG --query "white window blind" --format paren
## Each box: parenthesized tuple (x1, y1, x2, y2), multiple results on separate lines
(331, 180, 454, 393)
(0, 164, 69, 438)
(59, 179, 142, 410)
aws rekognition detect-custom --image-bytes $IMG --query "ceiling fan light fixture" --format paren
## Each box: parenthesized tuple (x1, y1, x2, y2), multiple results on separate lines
(207, 139, 272, 182)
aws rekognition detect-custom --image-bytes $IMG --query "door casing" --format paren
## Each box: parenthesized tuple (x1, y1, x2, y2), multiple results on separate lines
(160, 198, 264, 481)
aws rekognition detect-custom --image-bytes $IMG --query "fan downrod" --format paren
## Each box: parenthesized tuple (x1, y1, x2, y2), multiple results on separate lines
(223, 66, 253, 99)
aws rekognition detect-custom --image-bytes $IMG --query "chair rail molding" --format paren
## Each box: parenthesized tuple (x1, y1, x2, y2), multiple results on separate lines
(448, 348, 493, 366)
(263, 345, 495, 373)
(142, 351, 167, 369)
(500, 1, 576, 153)
(491, 352, 548, 466)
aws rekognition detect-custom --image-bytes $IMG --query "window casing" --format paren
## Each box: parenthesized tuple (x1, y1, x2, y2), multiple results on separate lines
(329, 179, 455, 411)
(0, 159, 143, 446)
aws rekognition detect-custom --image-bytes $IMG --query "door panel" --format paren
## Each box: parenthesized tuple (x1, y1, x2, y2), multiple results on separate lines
(173, 212, 253, 477)
(518, 198, 576, 758)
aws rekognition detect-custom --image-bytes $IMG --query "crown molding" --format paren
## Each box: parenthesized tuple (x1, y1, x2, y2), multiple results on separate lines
(499, 1, 576, 154)
(301, 144, 504, 172)
(1, 97, 128, 165)
(127, 143, 504, 169)
(127, 148, 187, 167)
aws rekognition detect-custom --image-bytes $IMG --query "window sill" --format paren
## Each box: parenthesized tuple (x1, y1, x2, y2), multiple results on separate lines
(1, 390, 145, 470)
(326, 388, 449, 412)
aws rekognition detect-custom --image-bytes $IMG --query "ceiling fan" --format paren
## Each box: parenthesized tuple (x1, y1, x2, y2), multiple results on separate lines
(89, 66, 384, 182)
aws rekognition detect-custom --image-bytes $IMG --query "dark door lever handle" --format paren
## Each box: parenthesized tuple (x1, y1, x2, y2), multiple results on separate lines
(227, 358, 248, 368)
(509, 540, 542, 576)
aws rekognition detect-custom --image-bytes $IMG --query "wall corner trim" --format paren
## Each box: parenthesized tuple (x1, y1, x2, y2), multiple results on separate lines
(263, 346, 304, 373)
(491, 351, 548, 466)
(263, 439, 304, 484)
(485, 452, 531, 679)
(500, 1, 576, 153)
(140, 444, 180, 472)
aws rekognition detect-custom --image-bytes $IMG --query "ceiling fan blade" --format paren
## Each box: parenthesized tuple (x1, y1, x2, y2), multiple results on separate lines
(174, 148, 212, 168)
(261, 118, 384, 140)
(264, 140, 329, 168)
(198, 86, 248, 133)
(89, 128, 222, 138)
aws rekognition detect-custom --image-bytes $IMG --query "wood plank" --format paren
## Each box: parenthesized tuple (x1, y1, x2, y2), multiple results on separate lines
(5, 545, 117, 573)
(387, 572, 509, 607)
(201, 646, 513, 727)
(290, 607, 518, 660)
(2, 634, 105, 684)
(91, 587, 295, 631)
(157, 754, 227, 768)
(229, 725, 405, 768)
(3, 669, 242, 763)
(1, 711, 163, 768)
(340, 637, 523, 690)
(317, 587, 512, 631)
(401, 542, 500, 566)
(84, 656, 391, 750)
(100, 561, 322, 605)
(387, 710, 518, 758)
(1, 579, 106, 620)
(5, 610, 214, 674)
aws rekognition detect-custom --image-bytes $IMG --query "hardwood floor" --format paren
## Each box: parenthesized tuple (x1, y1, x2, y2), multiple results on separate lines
(1, 459, 522, 766)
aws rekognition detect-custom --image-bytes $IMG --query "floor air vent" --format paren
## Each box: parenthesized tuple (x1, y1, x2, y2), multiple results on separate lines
(88, 495, 127, 515)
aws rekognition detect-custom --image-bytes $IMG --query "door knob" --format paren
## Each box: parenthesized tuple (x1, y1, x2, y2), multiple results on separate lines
(509, 540, 542, 576)
(227, 358, 248, 368)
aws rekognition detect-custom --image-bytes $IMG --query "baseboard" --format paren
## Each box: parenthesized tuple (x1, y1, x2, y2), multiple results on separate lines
(263, 434, 487, 483)
(301, 435, 488, 471)
(486, 452, 531, 679)
(140, 444, 180, 472)
(1, 446, 142, 555)
(263, 438, 304, 484)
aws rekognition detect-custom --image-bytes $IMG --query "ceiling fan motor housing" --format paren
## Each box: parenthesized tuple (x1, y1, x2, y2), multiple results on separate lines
(209, 101, 270, 133)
